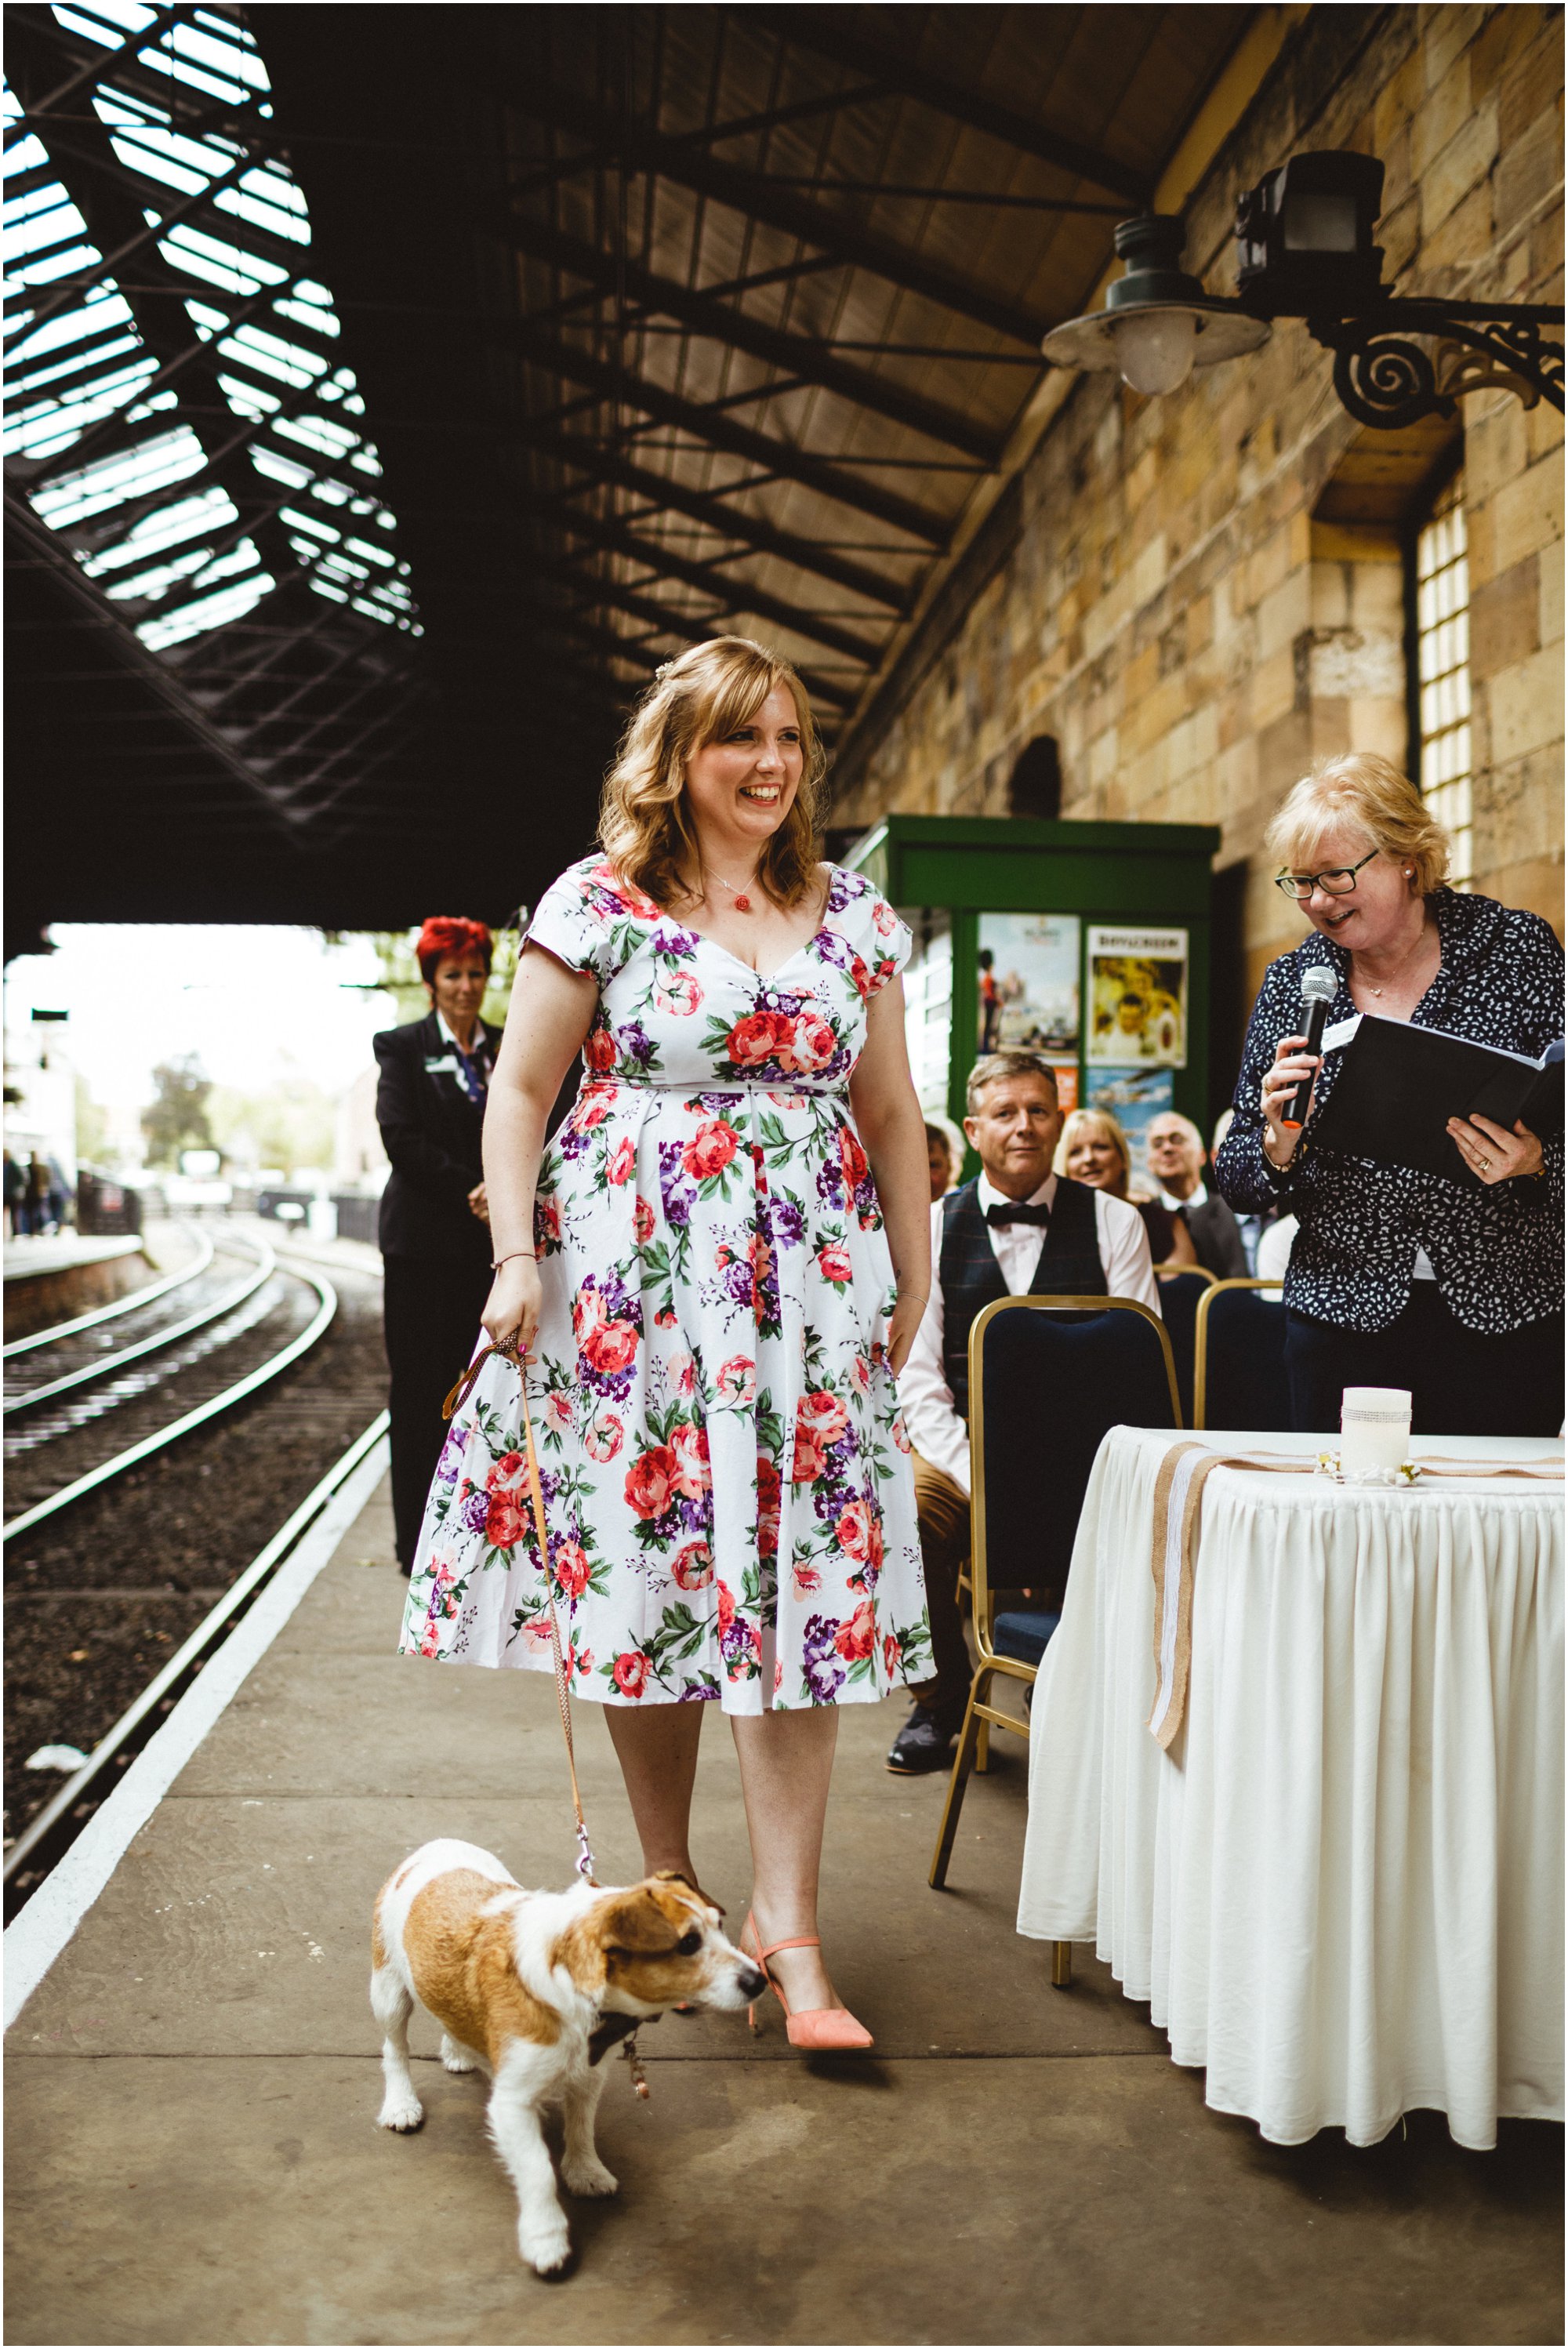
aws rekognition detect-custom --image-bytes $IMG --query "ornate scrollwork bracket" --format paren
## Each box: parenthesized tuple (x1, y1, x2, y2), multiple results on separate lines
(1305, 300, 1565, 430)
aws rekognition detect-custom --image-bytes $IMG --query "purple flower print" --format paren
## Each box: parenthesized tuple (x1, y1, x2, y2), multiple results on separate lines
(769, 1196, 804, 1250)
(659, 1139, 696, 1229)
(619, 1018, 656, 1071)
(435, 1424, 468, 1483)
(720, 1614, 755, 1670)
(678, 1674, 722, 1703)
(825, 868, 859, 915)
(813, 928, 855, 976)
(462, 1488, 492, 1535)
(657, 924, 702, 957)
(816, 1157, 845, 1211)
(802, 1614, 846, 1702)
(558, 1119, 592, 1164)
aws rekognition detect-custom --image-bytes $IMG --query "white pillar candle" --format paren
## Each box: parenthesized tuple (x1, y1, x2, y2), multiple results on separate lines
(1341, 1387, 1413, 1477)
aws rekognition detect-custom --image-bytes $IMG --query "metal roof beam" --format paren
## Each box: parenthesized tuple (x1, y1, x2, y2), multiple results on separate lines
(750, 13, 1153, 203)
(2, 2, 191, 151)
(535, 437, 910, 613)
(501, 81, 1044, 346)
(507, 77, 886, 195)
(498, 215, 1000, 463)
(529, 557, 854, 709)
(507, 325, 946, 545)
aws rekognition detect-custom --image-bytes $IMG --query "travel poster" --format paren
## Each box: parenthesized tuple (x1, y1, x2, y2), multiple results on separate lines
(1086, 1066, 1174, 1189)
(1048, 1061, 1079, 1114)
(976, 913, 1080, 1055)
(1086, 925, 1189, 1066)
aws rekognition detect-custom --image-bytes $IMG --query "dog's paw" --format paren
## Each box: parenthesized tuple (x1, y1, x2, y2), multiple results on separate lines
(519, 2218, 573, 2275)
(376, 2094, 425, 2133)
(441, 2035, 477, 2074)
(562, 2155, 619, 2198)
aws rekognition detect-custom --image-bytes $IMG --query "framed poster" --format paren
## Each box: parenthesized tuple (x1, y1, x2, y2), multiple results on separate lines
(1085, 1066, 1174, 1189)
(901, 912, 953, 1115)
(976, 913, 1080, 1055)
(1087, 925, 1189, 1066)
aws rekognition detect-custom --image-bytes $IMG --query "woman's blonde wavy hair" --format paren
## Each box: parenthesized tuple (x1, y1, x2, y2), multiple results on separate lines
(1265, 753, 1451, 895)
(598, 637, 828, 910)
(1053, 1107, 1132, 1196)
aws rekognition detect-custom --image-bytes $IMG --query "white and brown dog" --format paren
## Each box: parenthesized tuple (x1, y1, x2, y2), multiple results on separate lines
(371, 1838, 764, 2273)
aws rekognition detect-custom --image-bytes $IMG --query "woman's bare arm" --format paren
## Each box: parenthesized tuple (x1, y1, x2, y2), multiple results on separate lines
(480, 945, 598, 1347)
(848, 976, 931, 1376)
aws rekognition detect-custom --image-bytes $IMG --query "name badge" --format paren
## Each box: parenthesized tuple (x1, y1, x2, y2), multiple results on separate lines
(423, 1055, 460, 1075)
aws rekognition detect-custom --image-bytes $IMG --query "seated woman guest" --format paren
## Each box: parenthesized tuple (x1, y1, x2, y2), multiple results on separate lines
(1055, 1108, 1199, 1268)
(1214, 753, 1563, 1436)
(375, 917, 501, 1571)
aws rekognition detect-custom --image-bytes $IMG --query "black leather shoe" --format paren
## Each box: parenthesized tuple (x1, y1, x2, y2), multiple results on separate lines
(885, 1707, 960, 1775)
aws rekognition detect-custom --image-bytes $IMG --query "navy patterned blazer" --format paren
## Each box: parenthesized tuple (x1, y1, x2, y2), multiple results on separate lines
(1214, 889, 1563, 1335)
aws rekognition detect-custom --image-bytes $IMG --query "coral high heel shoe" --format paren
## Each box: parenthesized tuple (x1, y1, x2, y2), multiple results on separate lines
(742, 1914, 873, 2052)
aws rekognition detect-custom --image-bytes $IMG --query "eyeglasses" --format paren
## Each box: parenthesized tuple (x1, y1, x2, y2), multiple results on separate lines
(1274, 848, 1380, 902)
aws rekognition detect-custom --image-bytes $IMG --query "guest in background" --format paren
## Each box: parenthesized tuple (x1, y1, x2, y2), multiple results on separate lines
(5, 1149, 25, 1238)
(1215, 753, 1563, 1436)
(1254, 1213, 1298, 1285)
(1056, 1107, 1198, 1269)
(1145, 1112, 1248, 1276)
(374, 916, 502, 1571)
(924, 1116, 965, 1201)
(1210, 1107, 1276, 1273)
(889, 1052, 1159, 1774)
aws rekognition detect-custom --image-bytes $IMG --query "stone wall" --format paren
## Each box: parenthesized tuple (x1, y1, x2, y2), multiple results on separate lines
(832, 5, 1564, 1029)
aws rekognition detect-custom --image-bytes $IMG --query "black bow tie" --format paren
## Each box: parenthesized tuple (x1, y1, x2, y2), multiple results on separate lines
(986, 1200, 1050, 1228)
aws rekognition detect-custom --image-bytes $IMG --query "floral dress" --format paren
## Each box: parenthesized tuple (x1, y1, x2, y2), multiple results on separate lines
(399, 857, 931, 1713)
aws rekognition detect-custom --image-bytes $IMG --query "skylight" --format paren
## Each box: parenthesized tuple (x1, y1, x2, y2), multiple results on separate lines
(3, 2, 418, 655)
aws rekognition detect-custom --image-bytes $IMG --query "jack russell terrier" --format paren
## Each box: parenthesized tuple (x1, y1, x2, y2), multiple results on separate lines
(371, 1838, 764, 2273)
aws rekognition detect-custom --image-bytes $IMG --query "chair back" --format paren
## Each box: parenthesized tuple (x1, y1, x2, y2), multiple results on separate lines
(968, 1296, 1180, 1644)
(1152, 1265, 1216, 1424)
(1193, 1277, 1291, 1432)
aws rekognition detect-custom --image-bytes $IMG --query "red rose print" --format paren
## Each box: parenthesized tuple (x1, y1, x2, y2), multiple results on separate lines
(545, 1391, 573, 1435)
(554, 1541, 591, 1598)
(671, 1421, 711, 1499)
(891, 1411, 912, 1454)
(585, 1411, 623, 1463)
(873, 899, 897, 936)
(633, 1196, 656, 1244)
(792, 1425, 827, 1483)
(846, 951, 873, 1000)
(495, 1451, 524, 1478)
(777, 1010, 837, 1073)
(612, 1648, 652, 1698)
(756, 1458, 782, 1556)
(883, 1632, 902, 1676)
(816, 1240, 852, 1285)
(576, 1095, 610, 1130)
(487, 1492, 527, 1550)
(833, 1599, 877, 1662)
(717, 1581, 736, 1634)
(682, 1119, 740, 1180)
(573, 1285, 606, 1341)
(835, 1498, 874, 1563)
(798, 1389, 849, 1443)
(672, 1540, 714, 1591)
(584, 1026, 616, 1073)
(668, 1347, 697, 1397)
(655, 972, 702, 1016)
(534, 1196, 562, 1250)
(840, 1127, 869, 1193)
(717, 1354, 756, 1407)
(624, 1446, 677, 1519)
(726, 1008, 789, 1067)
(606, 1137, 635, 1186)
(581, 1316, 639, 1376)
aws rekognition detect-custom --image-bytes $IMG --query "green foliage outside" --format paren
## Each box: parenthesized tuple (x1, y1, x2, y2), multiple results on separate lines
(361, 926, 521, 1031)
(74, 1075, 110, 1167)
(140, 1055, 214, 1167)
(207, 1074, 336, 1178)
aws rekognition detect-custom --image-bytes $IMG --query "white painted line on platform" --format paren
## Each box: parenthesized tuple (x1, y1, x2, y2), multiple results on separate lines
(3, 1436, 390, 2031)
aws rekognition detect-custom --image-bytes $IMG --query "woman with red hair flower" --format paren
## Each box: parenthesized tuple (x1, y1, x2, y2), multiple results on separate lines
(374, 915, 499, 1571)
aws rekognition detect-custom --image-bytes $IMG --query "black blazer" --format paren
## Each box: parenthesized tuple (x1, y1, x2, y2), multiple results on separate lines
(1182, 1192, 1250, 1280)
(373, 1011, 502, 1261)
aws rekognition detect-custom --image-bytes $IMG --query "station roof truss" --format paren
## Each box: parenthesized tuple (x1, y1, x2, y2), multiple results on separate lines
(3, 0, 423, 866)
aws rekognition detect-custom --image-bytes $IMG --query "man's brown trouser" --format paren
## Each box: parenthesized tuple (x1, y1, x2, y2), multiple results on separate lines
(909, 1450, 975, 1726)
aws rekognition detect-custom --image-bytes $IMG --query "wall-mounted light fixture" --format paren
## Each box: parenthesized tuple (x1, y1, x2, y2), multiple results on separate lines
(1042, 149, 1565, 430)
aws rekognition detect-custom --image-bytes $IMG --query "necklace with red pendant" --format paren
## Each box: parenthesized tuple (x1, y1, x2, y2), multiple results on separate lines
(709, 870, 759, 914)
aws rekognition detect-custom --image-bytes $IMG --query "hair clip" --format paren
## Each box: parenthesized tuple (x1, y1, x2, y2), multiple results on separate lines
(655, 660, 674, 679)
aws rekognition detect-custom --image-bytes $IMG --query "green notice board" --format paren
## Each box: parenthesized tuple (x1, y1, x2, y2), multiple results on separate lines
(844, 814, 1221, 1177)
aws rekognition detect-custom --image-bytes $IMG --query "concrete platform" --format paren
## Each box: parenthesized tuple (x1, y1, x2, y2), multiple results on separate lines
(5, 1478, 1562, 2346)
(2, 1233, 150, 1338)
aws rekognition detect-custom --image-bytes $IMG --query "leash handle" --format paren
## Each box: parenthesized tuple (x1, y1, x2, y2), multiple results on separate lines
(442, 1330, 521, 1421)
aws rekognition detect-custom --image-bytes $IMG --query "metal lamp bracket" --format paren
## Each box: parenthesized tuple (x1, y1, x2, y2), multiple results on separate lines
(1301, 299, 1565, 430)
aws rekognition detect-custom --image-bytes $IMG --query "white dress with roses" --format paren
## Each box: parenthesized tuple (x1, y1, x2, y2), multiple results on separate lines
(399, 858, 931, 1713)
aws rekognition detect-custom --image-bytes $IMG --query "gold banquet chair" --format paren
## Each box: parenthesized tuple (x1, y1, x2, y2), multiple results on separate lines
(1192, 1275, 1292, 1432)
(928, 1294, 1181, 1986)
(1153, 1262, 1218, 1425)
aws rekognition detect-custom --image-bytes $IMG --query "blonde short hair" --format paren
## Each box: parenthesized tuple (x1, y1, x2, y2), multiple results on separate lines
(1054, 1107, 1131, 1195)
(965, 1051, 1059, 1116)
(598, 637, 828, 911)
(1265, 753, 1450, 895)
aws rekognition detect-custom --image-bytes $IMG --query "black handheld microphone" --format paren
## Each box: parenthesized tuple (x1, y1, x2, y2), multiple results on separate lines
(1283, 968, 1338, 1128)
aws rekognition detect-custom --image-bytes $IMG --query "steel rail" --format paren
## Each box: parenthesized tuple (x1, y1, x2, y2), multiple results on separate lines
(2, 1407, 389, 1904)
(3, 1234, 274, 1416)
(2, 1229, 216, 1359)
(2, 1260, 338, 1544)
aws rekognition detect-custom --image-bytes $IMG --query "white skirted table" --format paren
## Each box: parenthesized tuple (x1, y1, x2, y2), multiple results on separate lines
(1016, 1427, 1564, 2149)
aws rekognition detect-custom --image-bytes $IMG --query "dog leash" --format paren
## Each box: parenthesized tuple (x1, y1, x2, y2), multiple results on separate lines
(445, 1332, 649, 2100)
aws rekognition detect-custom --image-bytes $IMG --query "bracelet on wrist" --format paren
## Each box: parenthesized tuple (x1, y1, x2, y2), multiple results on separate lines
(490, 1251, 533, 1270)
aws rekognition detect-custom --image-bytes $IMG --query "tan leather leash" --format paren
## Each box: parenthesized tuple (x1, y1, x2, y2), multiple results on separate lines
(443, 1334, 651, 2100)
(1147, 1442, 1566, 1753)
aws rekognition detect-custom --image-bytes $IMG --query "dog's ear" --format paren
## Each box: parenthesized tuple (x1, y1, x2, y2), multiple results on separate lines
(651, 1867, 724, 1918)
(600, 1885, 684, 1955)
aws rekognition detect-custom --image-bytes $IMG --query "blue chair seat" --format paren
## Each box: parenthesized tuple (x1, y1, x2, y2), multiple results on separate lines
(992, 1608, 1060, 1667)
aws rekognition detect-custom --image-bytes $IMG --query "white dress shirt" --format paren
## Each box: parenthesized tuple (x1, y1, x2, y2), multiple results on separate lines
(898, 1173, 1160, 1495)
(1156, 1178, 1207, 1212)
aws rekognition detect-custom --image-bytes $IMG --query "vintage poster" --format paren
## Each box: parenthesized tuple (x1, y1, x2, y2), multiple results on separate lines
(975, 913, 1080, 1055)
(1047, 1060, 1079, 1114)
(1086, 924, 1188, 1066)
(1085, 1066, 1175, 1187)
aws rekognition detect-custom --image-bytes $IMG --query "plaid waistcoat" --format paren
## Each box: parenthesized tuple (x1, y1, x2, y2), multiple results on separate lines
(938, 1174, 1107, 1422)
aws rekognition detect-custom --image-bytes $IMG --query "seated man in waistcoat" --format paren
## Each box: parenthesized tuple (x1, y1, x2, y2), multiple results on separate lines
(887, 1051, 1160, 1775)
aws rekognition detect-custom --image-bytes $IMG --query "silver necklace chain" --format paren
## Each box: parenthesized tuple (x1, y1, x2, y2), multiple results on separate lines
(1357, 918, 1437, 997)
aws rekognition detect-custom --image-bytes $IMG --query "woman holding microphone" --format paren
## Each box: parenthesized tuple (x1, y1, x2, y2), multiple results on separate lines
(1214, 754, 1563, 1436)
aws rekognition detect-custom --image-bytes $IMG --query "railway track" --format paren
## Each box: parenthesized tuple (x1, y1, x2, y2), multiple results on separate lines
(4, 1218, 393, 1909)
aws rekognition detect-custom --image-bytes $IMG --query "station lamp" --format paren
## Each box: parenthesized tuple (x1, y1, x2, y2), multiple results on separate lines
(1042, 149, 1565, 430)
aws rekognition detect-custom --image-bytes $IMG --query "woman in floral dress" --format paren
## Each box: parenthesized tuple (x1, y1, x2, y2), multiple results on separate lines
(401, 636, 931, 2043)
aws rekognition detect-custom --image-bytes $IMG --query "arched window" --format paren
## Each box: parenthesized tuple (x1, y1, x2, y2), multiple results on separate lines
(1414, 471, 1472, 888)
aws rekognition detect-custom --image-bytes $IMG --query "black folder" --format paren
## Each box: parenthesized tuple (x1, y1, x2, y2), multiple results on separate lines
(1309, 1017, 1564, 1185)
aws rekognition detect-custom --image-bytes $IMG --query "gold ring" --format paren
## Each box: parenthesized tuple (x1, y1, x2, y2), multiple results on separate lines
(1480, 1156, 1492, 1172)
